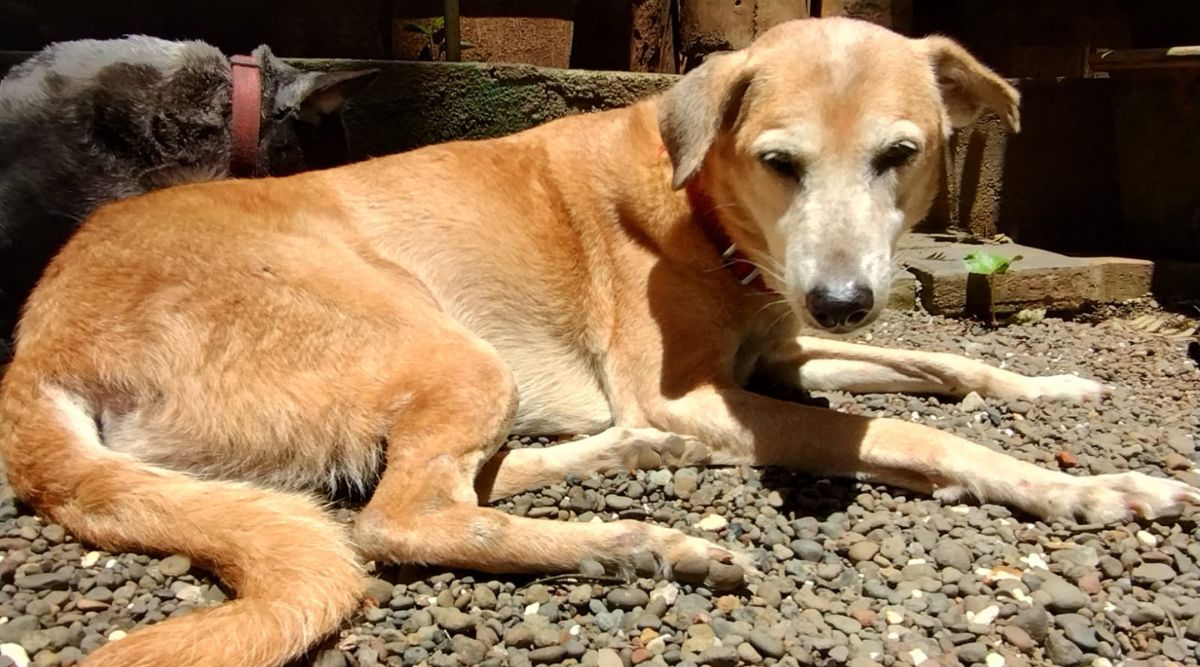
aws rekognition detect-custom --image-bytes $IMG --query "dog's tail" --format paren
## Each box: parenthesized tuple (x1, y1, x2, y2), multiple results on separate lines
(0, 365, 365, 667)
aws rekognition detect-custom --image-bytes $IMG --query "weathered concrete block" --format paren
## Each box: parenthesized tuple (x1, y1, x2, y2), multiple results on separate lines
(1081, 256, 1153, 302)
(887, 271, 918, 311)
(902, 237, 1099, 316)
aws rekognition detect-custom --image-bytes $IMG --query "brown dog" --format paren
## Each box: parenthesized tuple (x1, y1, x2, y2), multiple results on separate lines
(2, 18, 1196, 667)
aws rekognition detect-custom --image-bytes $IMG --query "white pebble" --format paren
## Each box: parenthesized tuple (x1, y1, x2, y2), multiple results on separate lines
(1020, 553, 1049, 570)
(950, 505, 971, 514)
(107, 630, 127, 642)
(906, 558, 927, 565)
(104, 558, 119, 569)
(174, 584, 204, 603)
(908, 649, 929, 665)
(1092, 659, 1113, 667)
(885, 609, 904, 624)
(523, 602, 540, 616)
(568, 624, 580, 636)
(81, 551, 102, 568)
(1136, 530, 1158, 547)
(651, 583, 679, 605)
(968, 605, 1000, 625)
(696, 514, 728, 531)
(910, 589, 923, 599)
(1, 643, 29, 667)
(986, 653, 1005, 667)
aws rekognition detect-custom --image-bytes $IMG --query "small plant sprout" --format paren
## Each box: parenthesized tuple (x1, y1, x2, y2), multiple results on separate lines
(963, 250, 1022, 276)
(963, 250, 1022, 325)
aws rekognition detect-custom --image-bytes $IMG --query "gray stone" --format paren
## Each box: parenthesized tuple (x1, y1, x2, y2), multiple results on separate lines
(14, 573, 70, 591)
(606, 588, 649, 610)
(747, 630, 784, 658)
(1045, 631, 1088, 666)
(158, 555, 191, 578)
(1038, 579, 1089, 612)
(932, 541, 974, 572)
(1055, 613, 1098, 650)
(1131, 563, 1175, 585)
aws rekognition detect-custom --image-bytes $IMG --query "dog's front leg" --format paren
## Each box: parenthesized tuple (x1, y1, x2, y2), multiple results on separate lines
(649, 385, 1198, 523)
(757, 335, 1109, 402)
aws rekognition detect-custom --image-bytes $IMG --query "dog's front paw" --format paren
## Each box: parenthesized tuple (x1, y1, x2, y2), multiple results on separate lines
(1003, 373, 1111, 404)
(1049, 472, 1200, 524)
(610, 428, 709, 471)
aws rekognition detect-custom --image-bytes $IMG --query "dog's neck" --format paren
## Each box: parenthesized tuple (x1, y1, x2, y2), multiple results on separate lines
(683, 180, 771, 293)
(614, 101, 776, 296)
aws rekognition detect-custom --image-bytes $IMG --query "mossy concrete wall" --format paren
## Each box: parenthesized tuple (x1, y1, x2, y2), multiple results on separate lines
(291, 59, 676, 158)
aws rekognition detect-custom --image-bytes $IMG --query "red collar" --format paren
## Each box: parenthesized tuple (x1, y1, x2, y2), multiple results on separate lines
(230, 55, 262, 177)
(684, 181, 772, 294)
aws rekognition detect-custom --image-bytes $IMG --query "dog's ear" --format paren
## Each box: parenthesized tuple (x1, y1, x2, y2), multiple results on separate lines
(658, 51, 753, 190)
(924, 36, 1020, 133)
(274, 69, 379, 124)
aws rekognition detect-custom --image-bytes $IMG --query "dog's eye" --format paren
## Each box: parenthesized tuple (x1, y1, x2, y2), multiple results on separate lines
(759, 151, 800, 180)
(874, 141, 919, 174)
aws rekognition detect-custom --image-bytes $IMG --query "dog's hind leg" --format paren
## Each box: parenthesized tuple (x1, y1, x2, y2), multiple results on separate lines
(761, 336, 1110, 402)
(352, 337, 753, 579)
(473, 427, 710, 503)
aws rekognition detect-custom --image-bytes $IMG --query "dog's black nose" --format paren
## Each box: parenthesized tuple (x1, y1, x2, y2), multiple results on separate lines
(806, 283, 874, 330)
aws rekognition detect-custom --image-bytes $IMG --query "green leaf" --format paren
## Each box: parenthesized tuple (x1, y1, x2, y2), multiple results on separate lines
(963, 250, 1020, 275)
(431, 16, 445, 30)
(404, 22, 432, 35)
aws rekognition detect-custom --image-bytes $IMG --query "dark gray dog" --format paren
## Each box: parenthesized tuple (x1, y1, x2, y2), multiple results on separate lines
(0, 35, 376, 358)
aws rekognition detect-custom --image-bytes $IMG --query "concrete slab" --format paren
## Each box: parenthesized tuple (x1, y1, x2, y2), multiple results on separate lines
(899, 234, 1154, 316)
(887, 272, 918, 311)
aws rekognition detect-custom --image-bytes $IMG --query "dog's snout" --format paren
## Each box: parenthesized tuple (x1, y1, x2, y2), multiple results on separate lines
(806, 283, 874, 330)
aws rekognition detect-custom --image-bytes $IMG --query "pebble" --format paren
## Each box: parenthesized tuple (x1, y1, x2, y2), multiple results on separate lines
(157, 555, 191, 577)
(527, 646, 565, 664)
(1045, 631, 1087, 666)
(1130, 562, 1175, 585)
(1055, 613, 1098, 650)
(696, 515, 727, 532)
(606, 589, 648, 610)
(747, 630, 784, 658)
(1038, 579, 1089, 612)
(1, 643, 30, 667)
(932, 541, 973, 572)
(848, 541, 879, 563)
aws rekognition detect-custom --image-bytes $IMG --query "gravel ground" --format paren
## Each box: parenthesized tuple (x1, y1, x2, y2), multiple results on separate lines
(1, 307, 1198, 667)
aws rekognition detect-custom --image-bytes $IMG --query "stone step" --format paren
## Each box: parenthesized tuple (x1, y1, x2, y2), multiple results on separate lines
(894, 234, 1153, 316)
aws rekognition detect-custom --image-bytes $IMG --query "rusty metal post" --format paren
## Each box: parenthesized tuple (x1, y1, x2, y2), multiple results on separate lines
(444, 0, 462, 61)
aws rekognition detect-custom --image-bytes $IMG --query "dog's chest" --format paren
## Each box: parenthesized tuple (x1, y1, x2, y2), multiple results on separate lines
(491, 333, 614, 436)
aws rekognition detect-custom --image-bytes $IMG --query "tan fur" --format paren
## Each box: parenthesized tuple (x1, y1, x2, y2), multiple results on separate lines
(1, 18, 1195, 667)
